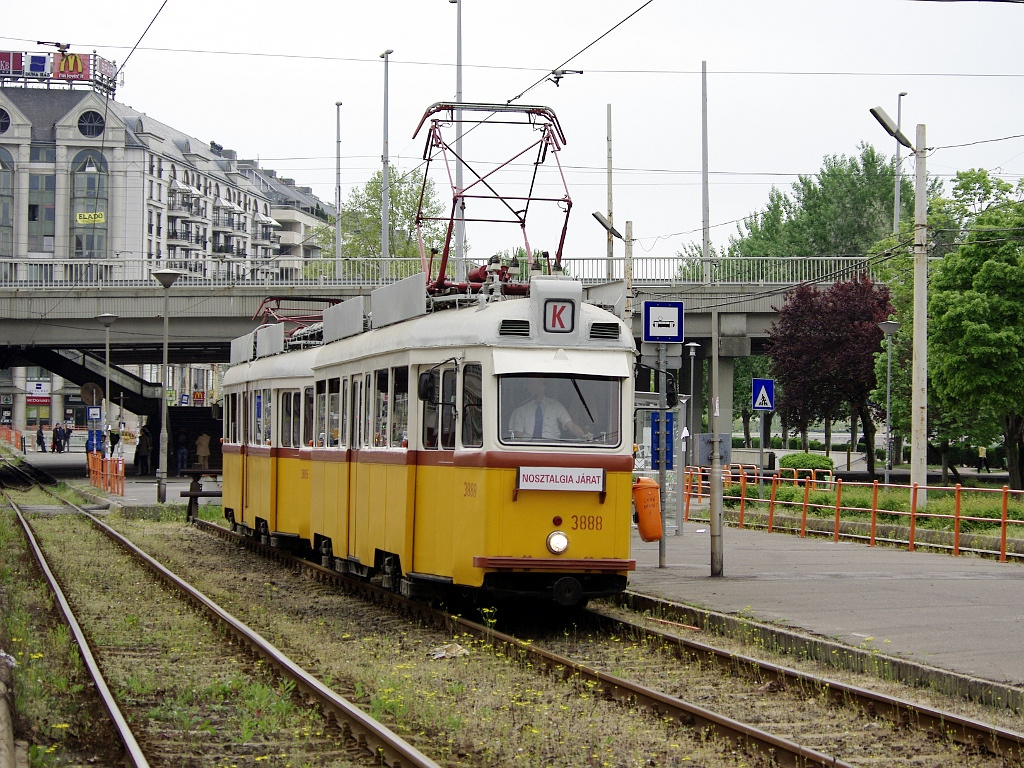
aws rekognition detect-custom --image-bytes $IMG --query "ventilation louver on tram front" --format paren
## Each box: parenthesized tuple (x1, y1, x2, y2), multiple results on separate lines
(499, 319, 531, 337)
(589, 322, 620, 340)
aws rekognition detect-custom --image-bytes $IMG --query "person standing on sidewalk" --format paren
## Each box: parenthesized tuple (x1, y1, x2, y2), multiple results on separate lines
(136, 427, 152, 475)
(36, 424, 46, 453)
(195, 431, 211, 470)
(175, 429, 189, 477)
(977, 445, 991, 473)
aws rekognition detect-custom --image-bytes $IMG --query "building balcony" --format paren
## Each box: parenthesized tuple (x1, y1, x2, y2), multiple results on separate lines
(166, 200, 192, 217)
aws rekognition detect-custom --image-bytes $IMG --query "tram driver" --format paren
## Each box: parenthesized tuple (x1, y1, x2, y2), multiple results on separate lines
(509, 376, 589, 441)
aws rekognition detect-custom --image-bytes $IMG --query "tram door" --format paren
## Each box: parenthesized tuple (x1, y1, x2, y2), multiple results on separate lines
(413, 365, 457, 576)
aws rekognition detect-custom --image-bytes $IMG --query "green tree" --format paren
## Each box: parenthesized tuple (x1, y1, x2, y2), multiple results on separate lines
(727, 188, 799, 259)
(787, 143, 909, 257)
(929, 170, 1024, 489)
(767, 278, 892, 474)
(311, 168, 447, 281)
(727, 143, 912, 261)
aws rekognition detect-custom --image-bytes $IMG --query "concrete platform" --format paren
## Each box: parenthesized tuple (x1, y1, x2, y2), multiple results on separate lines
(16, 448, 1024, 694)
(22, 448, 220, 510)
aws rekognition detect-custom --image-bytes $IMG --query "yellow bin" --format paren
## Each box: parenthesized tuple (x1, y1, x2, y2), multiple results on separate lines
(632, 476, 663, 542)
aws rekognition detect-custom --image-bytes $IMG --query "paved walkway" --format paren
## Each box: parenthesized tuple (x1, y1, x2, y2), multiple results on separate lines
(18, 449, 1024, 693)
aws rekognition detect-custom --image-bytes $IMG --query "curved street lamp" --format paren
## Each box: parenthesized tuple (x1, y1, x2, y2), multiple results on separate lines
(871, 105, 927, 500)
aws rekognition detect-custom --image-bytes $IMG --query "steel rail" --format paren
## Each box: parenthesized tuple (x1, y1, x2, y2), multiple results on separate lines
(5, 499, 149, 768)
(611, 593, 1024, 763)
(0, 453, 439, 768)
(194, 519, 851, 768)
(80, 511, 441, 768)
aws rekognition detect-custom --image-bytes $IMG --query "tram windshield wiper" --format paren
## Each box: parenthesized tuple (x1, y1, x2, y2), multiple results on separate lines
(571, 377, 595, 424)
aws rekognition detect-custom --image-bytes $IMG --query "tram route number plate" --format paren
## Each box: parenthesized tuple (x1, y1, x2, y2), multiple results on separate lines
(517, 467, 606, 492)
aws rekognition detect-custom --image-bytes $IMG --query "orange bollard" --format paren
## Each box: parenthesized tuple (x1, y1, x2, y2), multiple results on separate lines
(632, 477, 663, 542)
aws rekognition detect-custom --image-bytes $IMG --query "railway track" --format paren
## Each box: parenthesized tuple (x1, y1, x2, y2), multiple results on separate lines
(5, 450, 1021, 766)
(189, 517, 1024, 767)
(0, 456, 439, 768)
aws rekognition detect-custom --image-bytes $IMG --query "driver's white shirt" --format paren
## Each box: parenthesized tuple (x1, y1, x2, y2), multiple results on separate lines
(510, 396, 572, 439)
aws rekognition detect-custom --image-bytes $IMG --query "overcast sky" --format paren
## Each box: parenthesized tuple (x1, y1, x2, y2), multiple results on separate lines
(5, 0, 1024, 263)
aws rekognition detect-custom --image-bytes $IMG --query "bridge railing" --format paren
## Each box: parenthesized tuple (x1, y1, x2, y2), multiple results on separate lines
(0, 255, 878, 291)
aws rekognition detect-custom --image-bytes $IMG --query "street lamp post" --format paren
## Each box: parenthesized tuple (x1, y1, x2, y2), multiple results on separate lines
(335, 101, 343, 270)
(893, 92, 907, 235)
(380, 49, 393, 286)
(96, 313, 117, 458)
(685, 342, 700, 468)
(879, 320, 900, 485)
(153, 268, 183, 503)
(871, 106, 927, 500)
(448, 0, 465, 281)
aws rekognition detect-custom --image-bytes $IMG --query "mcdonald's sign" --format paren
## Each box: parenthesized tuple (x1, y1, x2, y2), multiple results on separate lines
(54, 52, 89, 81)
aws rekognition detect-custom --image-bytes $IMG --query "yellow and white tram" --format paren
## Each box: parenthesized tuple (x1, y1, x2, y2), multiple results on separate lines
(221, 276, 637, 606)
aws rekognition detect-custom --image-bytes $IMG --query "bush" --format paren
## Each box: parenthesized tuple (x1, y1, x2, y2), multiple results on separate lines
(778, 454, 835, 479)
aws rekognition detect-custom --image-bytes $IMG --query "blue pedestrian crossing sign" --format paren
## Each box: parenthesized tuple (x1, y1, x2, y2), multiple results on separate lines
(752, 378, 775, 411)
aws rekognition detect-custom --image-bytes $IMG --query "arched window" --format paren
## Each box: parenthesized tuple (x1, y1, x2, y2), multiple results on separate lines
(70, 149, 108, 259)
(0, 147, 13, 259)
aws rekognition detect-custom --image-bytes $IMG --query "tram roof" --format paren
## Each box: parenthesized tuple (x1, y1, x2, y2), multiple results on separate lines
(222, 345, 318, 387)
(313, 290, 634, 372)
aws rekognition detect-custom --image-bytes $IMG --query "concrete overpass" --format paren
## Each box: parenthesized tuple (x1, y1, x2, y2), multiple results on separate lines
(0, 254, 876, 433)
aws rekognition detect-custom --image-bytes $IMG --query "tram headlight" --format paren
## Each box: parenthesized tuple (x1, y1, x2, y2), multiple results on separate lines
(546, 530, 569, 555)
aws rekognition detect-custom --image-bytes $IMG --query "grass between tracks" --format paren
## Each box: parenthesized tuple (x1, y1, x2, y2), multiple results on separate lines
(0, 507, 117, 766)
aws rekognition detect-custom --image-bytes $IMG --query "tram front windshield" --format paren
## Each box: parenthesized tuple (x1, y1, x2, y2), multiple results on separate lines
(500, 374, 621, 447)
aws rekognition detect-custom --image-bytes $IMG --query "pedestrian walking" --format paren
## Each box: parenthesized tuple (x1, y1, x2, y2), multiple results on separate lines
(36, 424, 46, 453)
(977, 445, 990, 473)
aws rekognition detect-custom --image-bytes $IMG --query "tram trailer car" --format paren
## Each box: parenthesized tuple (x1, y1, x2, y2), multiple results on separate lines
(222, 276, 637, 606)
(222, 344, 317, 547)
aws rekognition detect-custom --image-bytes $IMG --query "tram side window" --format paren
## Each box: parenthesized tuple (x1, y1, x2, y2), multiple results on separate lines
(373, 369, 389, 447)
(291, 392, 301, 447)
(280, 391, 293, 448)
(328, 378, 341, 448)
(350, 376, 364, 447)
(303, 386, 314, 447)
(315, 380, 327, 447)
(390, 366, 408, 447)
(226, 393, 238, 443)
(440, 369, 457, 450)
(251, 391, 262, 445)
(462, 363, 483, 448)
(421, 370, 439, 449)
(262, 388, 272, 445)
(340, 379, 349, 447)
(364, 373, 372, 447)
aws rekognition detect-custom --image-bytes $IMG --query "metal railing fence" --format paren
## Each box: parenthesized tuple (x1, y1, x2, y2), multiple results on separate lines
(0, 255, 878, 291)
(684, 467, 1024, 562)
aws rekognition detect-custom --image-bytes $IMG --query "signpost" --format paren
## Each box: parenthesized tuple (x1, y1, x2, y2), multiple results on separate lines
(751, 378, 775, 495)
(642, 300, 684, 568)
